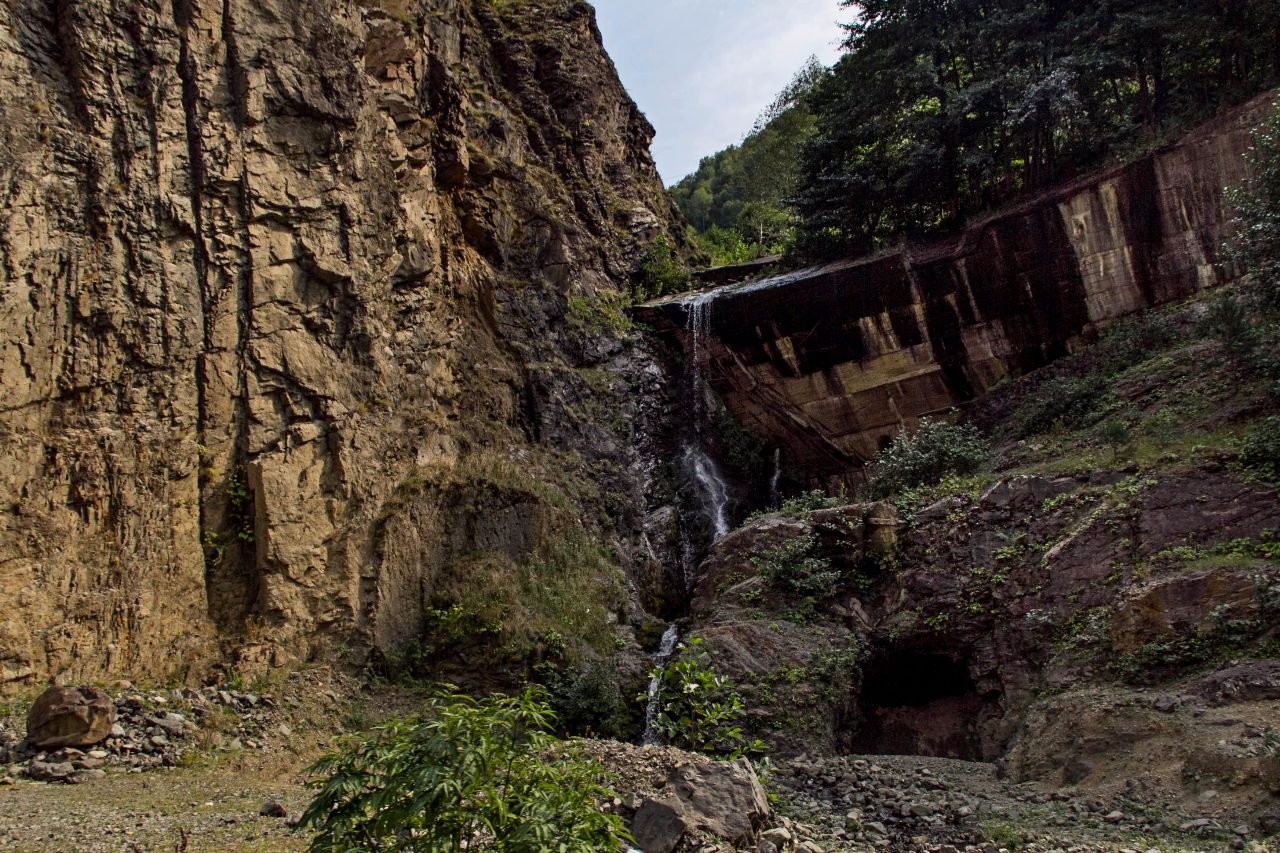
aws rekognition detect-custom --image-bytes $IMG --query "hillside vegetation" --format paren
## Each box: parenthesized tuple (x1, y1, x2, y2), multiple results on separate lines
(672, 0, 1280, 263)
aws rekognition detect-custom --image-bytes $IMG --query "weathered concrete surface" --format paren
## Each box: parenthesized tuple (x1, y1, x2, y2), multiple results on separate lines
(0, 0, 682, 689)
(636, 93, 1275, 475)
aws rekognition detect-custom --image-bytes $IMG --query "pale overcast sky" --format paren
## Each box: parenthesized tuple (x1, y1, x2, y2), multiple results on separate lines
(591, 1, 845, 186)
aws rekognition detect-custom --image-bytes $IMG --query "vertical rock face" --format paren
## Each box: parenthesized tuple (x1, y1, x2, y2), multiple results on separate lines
(634, 93, 1275, 475)
(0, 0, 682, 689)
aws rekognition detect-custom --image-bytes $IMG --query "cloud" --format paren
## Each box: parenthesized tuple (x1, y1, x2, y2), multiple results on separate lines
(593, 0, 844, 183)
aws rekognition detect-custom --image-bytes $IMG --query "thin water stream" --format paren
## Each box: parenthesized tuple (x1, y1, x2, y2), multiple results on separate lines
(640, 623, 680, 745)
(640, 289, 734, 745)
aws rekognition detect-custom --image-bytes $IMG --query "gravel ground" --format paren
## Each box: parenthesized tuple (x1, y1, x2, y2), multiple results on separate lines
(0, 765, 311, 852)
(774, 753, 1270, 852)
(0, 677, 1274, 853)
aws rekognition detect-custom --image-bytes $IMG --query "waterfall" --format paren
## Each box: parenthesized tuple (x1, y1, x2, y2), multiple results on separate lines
(640, 290, 732, 747)
(770, 447, 782, 508)
(682, 289, 733, 543)
(641, 623, 680, 746)
(686, 291, 714, 424)
(685, 446, 731, 541)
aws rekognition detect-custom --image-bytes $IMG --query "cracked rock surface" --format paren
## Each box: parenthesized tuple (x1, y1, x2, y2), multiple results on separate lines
(0, 0, 683, 688)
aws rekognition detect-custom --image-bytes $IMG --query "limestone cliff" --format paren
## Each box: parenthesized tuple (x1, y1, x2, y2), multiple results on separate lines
(0, 0, 683, 689)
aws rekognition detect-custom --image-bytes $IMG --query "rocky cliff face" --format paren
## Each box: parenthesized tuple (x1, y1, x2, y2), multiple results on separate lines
(0, 0, 684, 690)
(636, 94, 1275, 478)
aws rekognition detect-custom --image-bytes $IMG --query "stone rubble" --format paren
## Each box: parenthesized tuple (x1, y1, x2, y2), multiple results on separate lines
(770, 754, 1272, 853)
(1, 684, 285, 785)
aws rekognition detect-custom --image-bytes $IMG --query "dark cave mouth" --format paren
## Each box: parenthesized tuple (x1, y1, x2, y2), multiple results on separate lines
(852, 648, 995, 761)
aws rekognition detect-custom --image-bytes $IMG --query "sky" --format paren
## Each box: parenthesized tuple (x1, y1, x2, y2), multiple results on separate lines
(591, 1, 845, 186)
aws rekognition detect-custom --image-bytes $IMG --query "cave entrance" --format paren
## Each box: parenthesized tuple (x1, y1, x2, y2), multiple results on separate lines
(853, 648, 991, 760)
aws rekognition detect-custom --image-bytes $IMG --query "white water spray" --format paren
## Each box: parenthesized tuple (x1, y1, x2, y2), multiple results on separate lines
(770, 447, 782, 508)
(686, 446, 731, 541)
(641, 623, 680, 745)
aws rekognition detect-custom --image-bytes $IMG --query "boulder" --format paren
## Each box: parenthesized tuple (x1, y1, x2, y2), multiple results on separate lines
(663, 758, 771, 844)
(26, 685, 116, 748)
(631, 797, 686, 853)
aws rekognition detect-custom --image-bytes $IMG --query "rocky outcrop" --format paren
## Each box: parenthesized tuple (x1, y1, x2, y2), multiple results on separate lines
(632, 758, 773, 851)
(682, 469, 1280, 783)
(0, 0, 683, 689)
(635, 93, 1275, 476)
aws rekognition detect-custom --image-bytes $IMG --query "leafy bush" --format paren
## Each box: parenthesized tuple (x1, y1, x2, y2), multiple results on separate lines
(1228, 103, 1280, 310)
(751, 533, 841, 598)
(713, 412, 771, 481)
(1198, 291, 1255, 355)
(647, 638, 762, 758)
(300, 687, 627, 852)
(779, 489, 844, 514)
(1093, 312, 1182, 375)
(868, 418, 991, 498)
(631, 237, 689, 302)
(1099, 419, 1134, 461)
(545, 659, 629, 739)
(1241, 417, 1280, 481)
(1010, 374, 1109, 438)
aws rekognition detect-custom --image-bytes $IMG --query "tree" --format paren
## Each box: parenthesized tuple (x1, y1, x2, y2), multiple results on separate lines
(669, 57, 828, 258)
(790, 0, 1280, 258)
(1228, 102, 1280, 308)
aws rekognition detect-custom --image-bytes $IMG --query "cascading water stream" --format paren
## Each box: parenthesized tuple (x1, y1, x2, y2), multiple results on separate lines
(682, 290, 733, 544)
(770, 447, 782, 508)
(640, 623, 680, 745)
(640, 288, 736, 747)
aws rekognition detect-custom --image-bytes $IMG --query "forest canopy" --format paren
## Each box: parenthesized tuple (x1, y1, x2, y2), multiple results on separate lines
(668, 57, 827, 265)
(671, 0, 1280, 263)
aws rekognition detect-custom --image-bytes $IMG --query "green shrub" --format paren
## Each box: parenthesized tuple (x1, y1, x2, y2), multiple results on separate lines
(780, 489, 843, 513)
(980, 820, 1027, 851)
(648, 638, 762, 758)
(868, 418, 991, 498)
(300, 687, 627, 852)
(751, 533, 841, 598)
(1099, 419, 1134, 461)
(1010, 374, 1109, 438)
(1198, 291, 1255, 354)
(566, 293, 634, 335)
(1094, 312, 1181, 375)
(1227, 103, 1280, 311)
(546, 659, 629, 739)
(1241, 417, 1280, 481)
(630, 237, 689, 301)
(713, 412, 770, 481)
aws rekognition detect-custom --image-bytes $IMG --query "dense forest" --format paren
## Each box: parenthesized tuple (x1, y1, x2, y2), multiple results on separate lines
(671, 0, 1280, 263)
(667, 58, 826, 265)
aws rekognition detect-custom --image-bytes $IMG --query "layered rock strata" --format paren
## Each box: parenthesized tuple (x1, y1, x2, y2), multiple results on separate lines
(0, 0, 682, 689)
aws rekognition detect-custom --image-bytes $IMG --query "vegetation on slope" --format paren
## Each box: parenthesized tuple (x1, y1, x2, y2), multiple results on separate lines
(672, 1, 1280, 266)
(668, 58, 827, 265)
(301, 688, 628, 852)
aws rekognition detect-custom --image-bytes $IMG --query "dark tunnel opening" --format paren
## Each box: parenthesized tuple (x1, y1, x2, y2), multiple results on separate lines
(852, 648, 995, 760)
